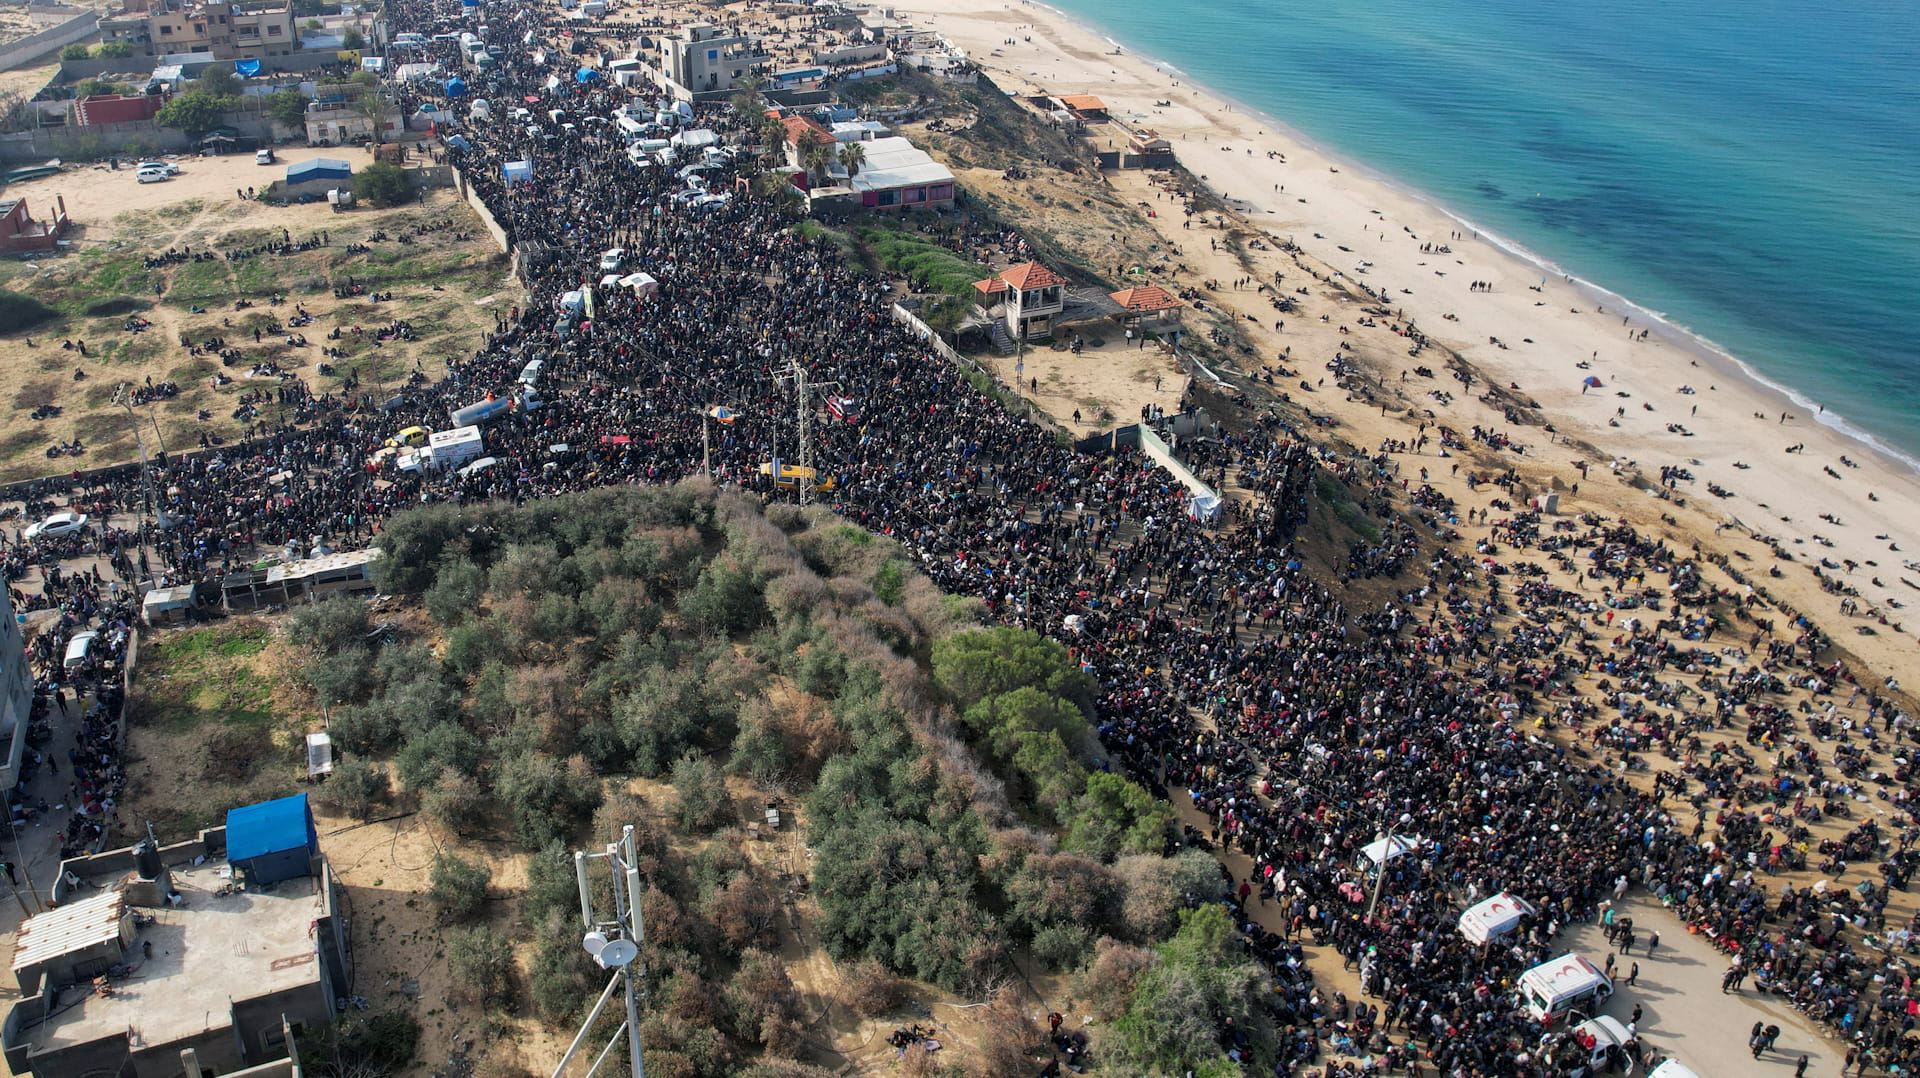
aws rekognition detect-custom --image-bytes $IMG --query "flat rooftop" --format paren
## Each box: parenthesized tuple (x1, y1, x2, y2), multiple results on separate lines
(29, 862, 327, 1054)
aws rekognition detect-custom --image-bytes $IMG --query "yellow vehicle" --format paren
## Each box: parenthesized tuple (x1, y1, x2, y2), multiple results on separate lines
(758, 461, 836, 492)
(384, 426, 429, 448)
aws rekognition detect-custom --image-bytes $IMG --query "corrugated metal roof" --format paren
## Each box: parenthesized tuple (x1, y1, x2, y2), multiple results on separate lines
(12, 890, 124, 973)
(263, 548, 380, 585)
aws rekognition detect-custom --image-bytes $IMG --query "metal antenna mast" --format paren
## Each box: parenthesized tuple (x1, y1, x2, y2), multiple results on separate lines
(553, 826, 646, 1078)
(782, 359, 837, 507)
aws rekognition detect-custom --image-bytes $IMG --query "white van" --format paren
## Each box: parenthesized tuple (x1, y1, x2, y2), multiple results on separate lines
(1647, 1061, 1702, 1078)
(64, 630, 100, 671)
(1458, 893, 1535, 945)
(1564, 1015, 1634, 1076)
(518, 358, 545, 386)
(1519, 954, 1614, 1024)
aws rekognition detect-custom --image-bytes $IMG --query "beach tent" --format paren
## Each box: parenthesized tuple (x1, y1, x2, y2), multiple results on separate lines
(226, 793, 319, 885)
(445, 134, 471, 151)
(576, 67, 602, 84)
(1581, 375, 1603, 388)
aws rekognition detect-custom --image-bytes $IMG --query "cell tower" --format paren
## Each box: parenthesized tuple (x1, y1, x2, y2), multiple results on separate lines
(779, 359, 837, 507)
(551, 826, 646, 1078)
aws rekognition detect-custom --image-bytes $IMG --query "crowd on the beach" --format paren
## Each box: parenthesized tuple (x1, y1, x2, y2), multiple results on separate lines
(4, 3, 1920, 1075)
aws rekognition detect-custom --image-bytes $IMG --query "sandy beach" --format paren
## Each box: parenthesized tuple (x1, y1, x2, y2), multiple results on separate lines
(891, 0, 1920, 676)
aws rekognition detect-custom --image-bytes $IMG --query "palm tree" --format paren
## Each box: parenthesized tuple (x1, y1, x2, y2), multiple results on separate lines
(840, 141, 865, 182)
(796, 129, 829, 186)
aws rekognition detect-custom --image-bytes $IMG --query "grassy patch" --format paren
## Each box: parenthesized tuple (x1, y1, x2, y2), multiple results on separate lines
(166, 258, 234, 305)
(146, 623, 280, 729)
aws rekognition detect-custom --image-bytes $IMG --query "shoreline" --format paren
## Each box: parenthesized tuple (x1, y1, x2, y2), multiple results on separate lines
(896, 0, 1920, 676)
(988, 0, 1920, 479)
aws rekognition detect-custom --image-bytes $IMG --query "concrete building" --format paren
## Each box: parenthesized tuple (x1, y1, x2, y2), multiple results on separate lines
(650, 23, 770, 100)
(72, 93, 162, 126)
(974, 261, 1066, 341)
(99, 0, 297, 61)
(0, 591, 31, 793)
(2, 794, 345, 1078)
(304, 82, 402, 145)
(0, 196, 70, 256)
(846, 136, 954, 211)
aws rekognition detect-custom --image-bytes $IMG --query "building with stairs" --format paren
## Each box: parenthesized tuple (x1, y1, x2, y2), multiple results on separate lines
(973, 261, 1065, 344)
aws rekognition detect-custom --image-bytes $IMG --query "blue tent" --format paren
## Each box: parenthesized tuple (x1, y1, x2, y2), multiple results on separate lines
(287, 157, 352, 186)
(226, 793, 319, 885)
(234, 59, 261, 78)
(575, 67, 601, 84)
(444, 76, 467, 98)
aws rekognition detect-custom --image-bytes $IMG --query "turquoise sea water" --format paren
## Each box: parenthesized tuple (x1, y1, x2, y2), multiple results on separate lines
(1040, 0, 1920, 461)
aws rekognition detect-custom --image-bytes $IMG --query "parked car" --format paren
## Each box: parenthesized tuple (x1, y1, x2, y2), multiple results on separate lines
(135, 160, 179, 175)
(135, 169, 171, 184)
(23, 511, 88, 540)
(598, 247, 626, 271)
(255, 148, 275, 165)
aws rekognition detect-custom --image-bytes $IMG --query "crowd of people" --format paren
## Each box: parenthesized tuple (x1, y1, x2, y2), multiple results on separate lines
(2, 1, 1917, 1074)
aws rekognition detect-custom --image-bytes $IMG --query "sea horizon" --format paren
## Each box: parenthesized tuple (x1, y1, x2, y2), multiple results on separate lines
(1027, 0, 1920, 467)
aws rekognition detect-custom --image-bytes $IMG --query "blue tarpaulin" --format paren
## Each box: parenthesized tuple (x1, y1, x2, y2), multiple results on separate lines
(234, 59, 261, 77)
(575, 67, 601, 83)
(226, 793, 318, 885)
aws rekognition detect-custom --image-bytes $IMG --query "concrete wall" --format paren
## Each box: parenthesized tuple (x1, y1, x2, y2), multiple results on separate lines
(0, 113, 277, 163)
(449, 164, 509, 252)
(0, 11, 97, 72)
(58, 47, 351, 82)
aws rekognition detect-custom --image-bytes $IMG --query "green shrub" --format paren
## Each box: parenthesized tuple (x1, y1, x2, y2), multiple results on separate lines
(428, 851, 490, 919)
(356, 161, 411, 207)
(444, 925, 513, 1006)
(316, 758, 388, 820)
(288, 596, 371, 654)
(670, 754, 728, 833)
(0, 291, 57, 334)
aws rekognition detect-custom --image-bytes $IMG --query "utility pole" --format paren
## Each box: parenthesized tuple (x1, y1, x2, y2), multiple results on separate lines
(554, 826, 645, 1078)
(775, 361, 836, 507)
(1364, 813, 1415, 927)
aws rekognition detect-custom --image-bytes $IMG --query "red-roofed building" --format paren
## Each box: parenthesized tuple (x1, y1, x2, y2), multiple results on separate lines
(974, 261, 1066, 341)
(1048, 94, 1108, 121)
(1109, 284, 1185, 340)
(780, 114, 836, 189)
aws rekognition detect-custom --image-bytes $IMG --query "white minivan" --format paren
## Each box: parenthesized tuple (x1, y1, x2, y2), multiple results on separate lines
(1518, 954, 1614, 1024)
(64, 630, 100, 671)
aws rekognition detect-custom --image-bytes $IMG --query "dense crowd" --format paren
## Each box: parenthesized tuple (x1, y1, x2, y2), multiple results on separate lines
(2, 2, 1916, 1074)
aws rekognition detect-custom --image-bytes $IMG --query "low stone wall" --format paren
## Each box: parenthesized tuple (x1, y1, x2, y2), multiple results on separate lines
(0, 11, 96, 73)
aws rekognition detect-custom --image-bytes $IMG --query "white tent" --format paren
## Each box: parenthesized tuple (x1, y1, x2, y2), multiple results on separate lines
(1457, 892, 1535, 944)
(618, 272, 659, 300)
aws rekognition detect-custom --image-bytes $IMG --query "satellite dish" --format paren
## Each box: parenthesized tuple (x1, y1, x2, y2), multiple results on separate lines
(597, 939, 639, 969)
(582, 931, 638, 969)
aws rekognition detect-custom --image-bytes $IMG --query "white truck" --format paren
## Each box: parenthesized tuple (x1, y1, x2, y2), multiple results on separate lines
(427, 425, 485, 472)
